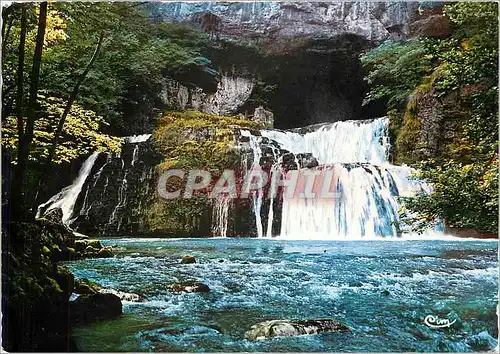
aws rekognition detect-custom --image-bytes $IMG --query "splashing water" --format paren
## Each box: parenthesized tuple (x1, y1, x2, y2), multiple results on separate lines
(123, 134, 152, 144)
(37, 152, 100, 225)
(243, 117, 435, 239)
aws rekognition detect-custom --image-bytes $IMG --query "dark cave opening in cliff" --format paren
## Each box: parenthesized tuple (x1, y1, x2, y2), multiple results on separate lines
(239, 34, 386, 129)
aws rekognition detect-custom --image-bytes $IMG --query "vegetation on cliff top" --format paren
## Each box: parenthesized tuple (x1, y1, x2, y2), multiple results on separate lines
(362, 2, 498, 233)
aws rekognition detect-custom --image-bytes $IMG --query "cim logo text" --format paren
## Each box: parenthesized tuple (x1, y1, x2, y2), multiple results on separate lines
(424, 315, 457, 328)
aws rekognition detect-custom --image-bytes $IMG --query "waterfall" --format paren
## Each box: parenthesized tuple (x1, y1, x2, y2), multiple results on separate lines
(254, 117, 433, 239)
(124, 134, 151, 143)
(240, 130, 265, 238)
(279, 163, 426, 239)
(261, 118, 390, 164)
(211, 195, 231, 237)
(37, 152, 100, 225)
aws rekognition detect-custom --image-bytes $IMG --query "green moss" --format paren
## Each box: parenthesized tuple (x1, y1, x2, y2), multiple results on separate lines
(394, 70, 441, 165)
(148, 110, 256, 235)
(395, 95, 420, 164)
(46, 276, 63, 293)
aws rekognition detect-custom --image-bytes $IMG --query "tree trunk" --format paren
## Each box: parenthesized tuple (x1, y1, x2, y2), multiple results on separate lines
(15, 7, 27, 141)
(33, 30, 105, 210)
(11, 1, 47, 222)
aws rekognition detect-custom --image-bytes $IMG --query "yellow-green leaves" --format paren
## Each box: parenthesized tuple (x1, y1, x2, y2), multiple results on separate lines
(2, 94, 121, 164)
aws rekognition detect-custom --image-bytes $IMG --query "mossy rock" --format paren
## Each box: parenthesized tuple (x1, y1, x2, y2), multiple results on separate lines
(87, 239, 103, 249)
(180, 255, 196, 264)
(97, 247, 113, 258)
(74, 278, 101, 295)
(51, 265, 74, 301)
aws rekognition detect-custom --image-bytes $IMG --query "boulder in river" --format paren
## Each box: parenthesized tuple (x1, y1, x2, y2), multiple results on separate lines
(70, 293, 122, 325)
(168, 282, 210, 293)
(245, 319, 350, 340)
(74, 239, 113, 258)
(97, 246, 114, 258)
(99, 288, 148, 302)
(180, 255, 196, 264)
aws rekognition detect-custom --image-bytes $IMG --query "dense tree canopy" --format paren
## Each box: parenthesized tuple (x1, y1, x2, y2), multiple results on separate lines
(1, 2, 218, 219)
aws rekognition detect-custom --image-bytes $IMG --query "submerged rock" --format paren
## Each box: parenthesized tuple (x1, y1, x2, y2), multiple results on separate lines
(70, 293, 122, 325)
(168, 282, 210, 293)
(245, 319, 350, 340)
(180, 255, 196, 264)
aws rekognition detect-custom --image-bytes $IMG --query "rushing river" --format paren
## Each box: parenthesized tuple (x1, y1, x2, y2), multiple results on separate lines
(68, 238, 498, 352)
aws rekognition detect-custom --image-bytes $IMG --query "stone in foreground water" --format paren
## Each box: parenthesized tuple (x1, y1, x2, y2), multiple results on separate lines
(181, 255, 196, 264)
(245, 319, 350, 340)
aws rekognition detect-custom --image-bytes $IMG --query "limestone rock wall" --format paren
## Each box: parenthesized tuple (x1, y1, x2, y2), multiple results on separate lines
(150, 2, 418, 52)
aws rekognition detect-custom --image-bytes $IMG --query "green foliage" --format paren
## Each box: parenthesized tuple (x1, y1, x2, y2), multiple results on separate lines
(402, 4, 498, 233)
(40, 3, 215, 129)
(400, 158, 498, 233)
(361, 39, 432, 109)
(363, 3, 498, 233)
(2, 93, 121, 164)
(2, 3, 216, 133)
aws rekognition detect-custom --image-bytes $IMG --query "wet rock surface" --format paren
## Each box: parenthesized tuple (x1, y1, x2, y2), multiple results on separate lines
(70, 293, 123, 325)
(181, 255, 196, 264)
(168, 282, 211, 293)
(245, 319, 350, 340)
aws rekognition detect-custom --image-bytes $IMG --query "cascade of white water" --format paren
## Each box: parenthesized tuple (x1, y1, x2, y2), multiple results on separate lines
(123, 134, 152, 143)
(108, 164, 128, 230)
(37, 152, 100, 225)
(261, 117, 390, 164)
(211, 195, 231, 237)
(240, 130, 264, 238)
(279, 163, 427, 239)
(259, 117, 434, 239)
(131, 145, 139, 166)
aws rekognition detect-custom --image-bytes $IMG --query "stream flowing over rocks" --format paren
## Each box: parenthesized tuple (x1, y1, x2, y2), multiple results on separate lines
(67, 238, 498, 352)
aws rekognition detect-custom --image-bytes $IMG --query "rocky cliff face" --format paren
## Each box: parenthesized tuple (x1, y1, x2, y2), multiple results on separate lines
(162, 73, 254, 116)
(153, 2, 419, 128)
(150, 2, 418, 52)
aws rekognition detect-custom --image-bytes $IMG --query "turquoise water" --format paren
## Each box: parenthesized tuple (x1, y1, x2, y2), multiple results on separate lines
(68, 238, 498, 352)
